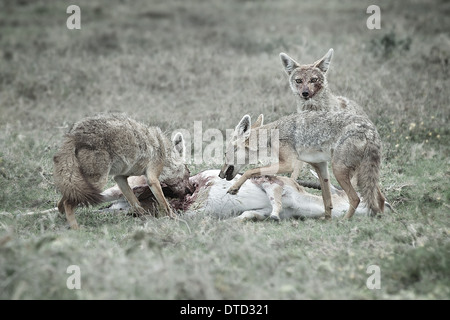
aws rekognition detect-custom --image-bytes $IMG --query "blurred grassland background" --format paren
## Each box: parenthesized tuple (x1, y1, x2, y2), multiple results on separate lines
(0, 0, 449, 299)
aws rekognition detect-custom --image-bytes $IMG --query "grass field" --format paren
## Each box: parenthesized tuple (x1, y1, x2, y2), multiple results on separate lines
(0, 0, 449, 300)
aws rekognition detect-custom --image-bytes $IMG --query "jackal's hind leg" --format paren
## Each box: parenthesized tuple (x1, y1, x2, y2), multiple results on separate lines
(57, 198, 65, 215)
(332, 165, 360, 219)
(63, 200, 79, 230)
(377, 186, 385, 216)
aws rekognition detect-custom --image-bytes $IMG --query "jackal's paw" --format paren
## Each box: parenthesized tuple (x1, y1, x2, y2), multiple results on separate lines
(269, 214, 280, 222)
(68, 222, 80, 230)
(130, 205, 147, 217)
(227, 186, 240, 195)
(167, 210, 178, 220)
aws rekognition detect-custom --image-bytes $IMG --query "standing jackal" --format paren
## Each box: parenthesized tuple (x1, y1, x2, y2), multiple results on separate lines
(219, 112, 385, 220)
(53, 114, 191, 229)
(280, 49, 369, 179)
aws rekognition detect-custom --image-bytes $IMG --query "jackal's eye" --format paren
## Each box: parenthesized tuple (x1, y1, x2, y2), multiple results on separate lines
(310, 78, 318, 83)
(295, 78, 302, 84)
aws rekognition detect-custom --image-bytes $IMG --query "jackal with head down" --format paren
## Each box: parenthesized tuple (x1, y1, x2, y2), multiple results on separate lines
(53, 113, 192, 229)
(219, 112, 385, 220)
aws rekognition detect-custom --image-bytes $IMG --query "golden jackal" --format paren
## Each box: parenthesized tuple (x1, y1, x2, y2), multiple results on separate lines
(219, 113, 385, 220)
(53, 114, 191, 229)
(280, 49, 369, 179)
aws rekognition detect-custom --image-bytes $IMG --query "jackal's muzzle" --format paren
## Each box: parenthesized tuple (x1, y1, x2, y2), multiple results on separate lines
(219, 165, 235, 181)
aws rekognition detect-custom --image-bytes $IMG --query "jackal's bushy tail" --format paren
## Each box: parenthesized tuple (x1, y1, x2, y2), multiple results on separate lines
(53, 136, 103, 206)
(357, 140, 383, 215)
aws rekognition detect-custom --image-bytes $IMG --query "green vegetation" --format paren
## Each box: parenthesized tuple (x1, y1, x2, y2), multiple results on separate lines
(0, 0, 448, 299)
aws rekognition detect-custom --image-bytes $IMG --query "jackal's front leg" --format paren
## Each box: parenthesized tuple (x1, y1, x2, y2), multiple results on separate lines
(146, 171, 177, 219)
(310, 162, 333, 220)
(227, 162, 293, 195)
(114, 175, 147, 216)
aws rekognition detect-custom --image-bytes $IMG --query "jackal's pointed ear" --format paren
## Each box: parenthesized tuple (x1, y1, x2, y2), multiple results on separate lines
(235, 115, 251, 139)
(172, 132, 186, 160)
(313, 48, 334, 73)
(280, 53, 299, 75)
(252, 114, 264, 128)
